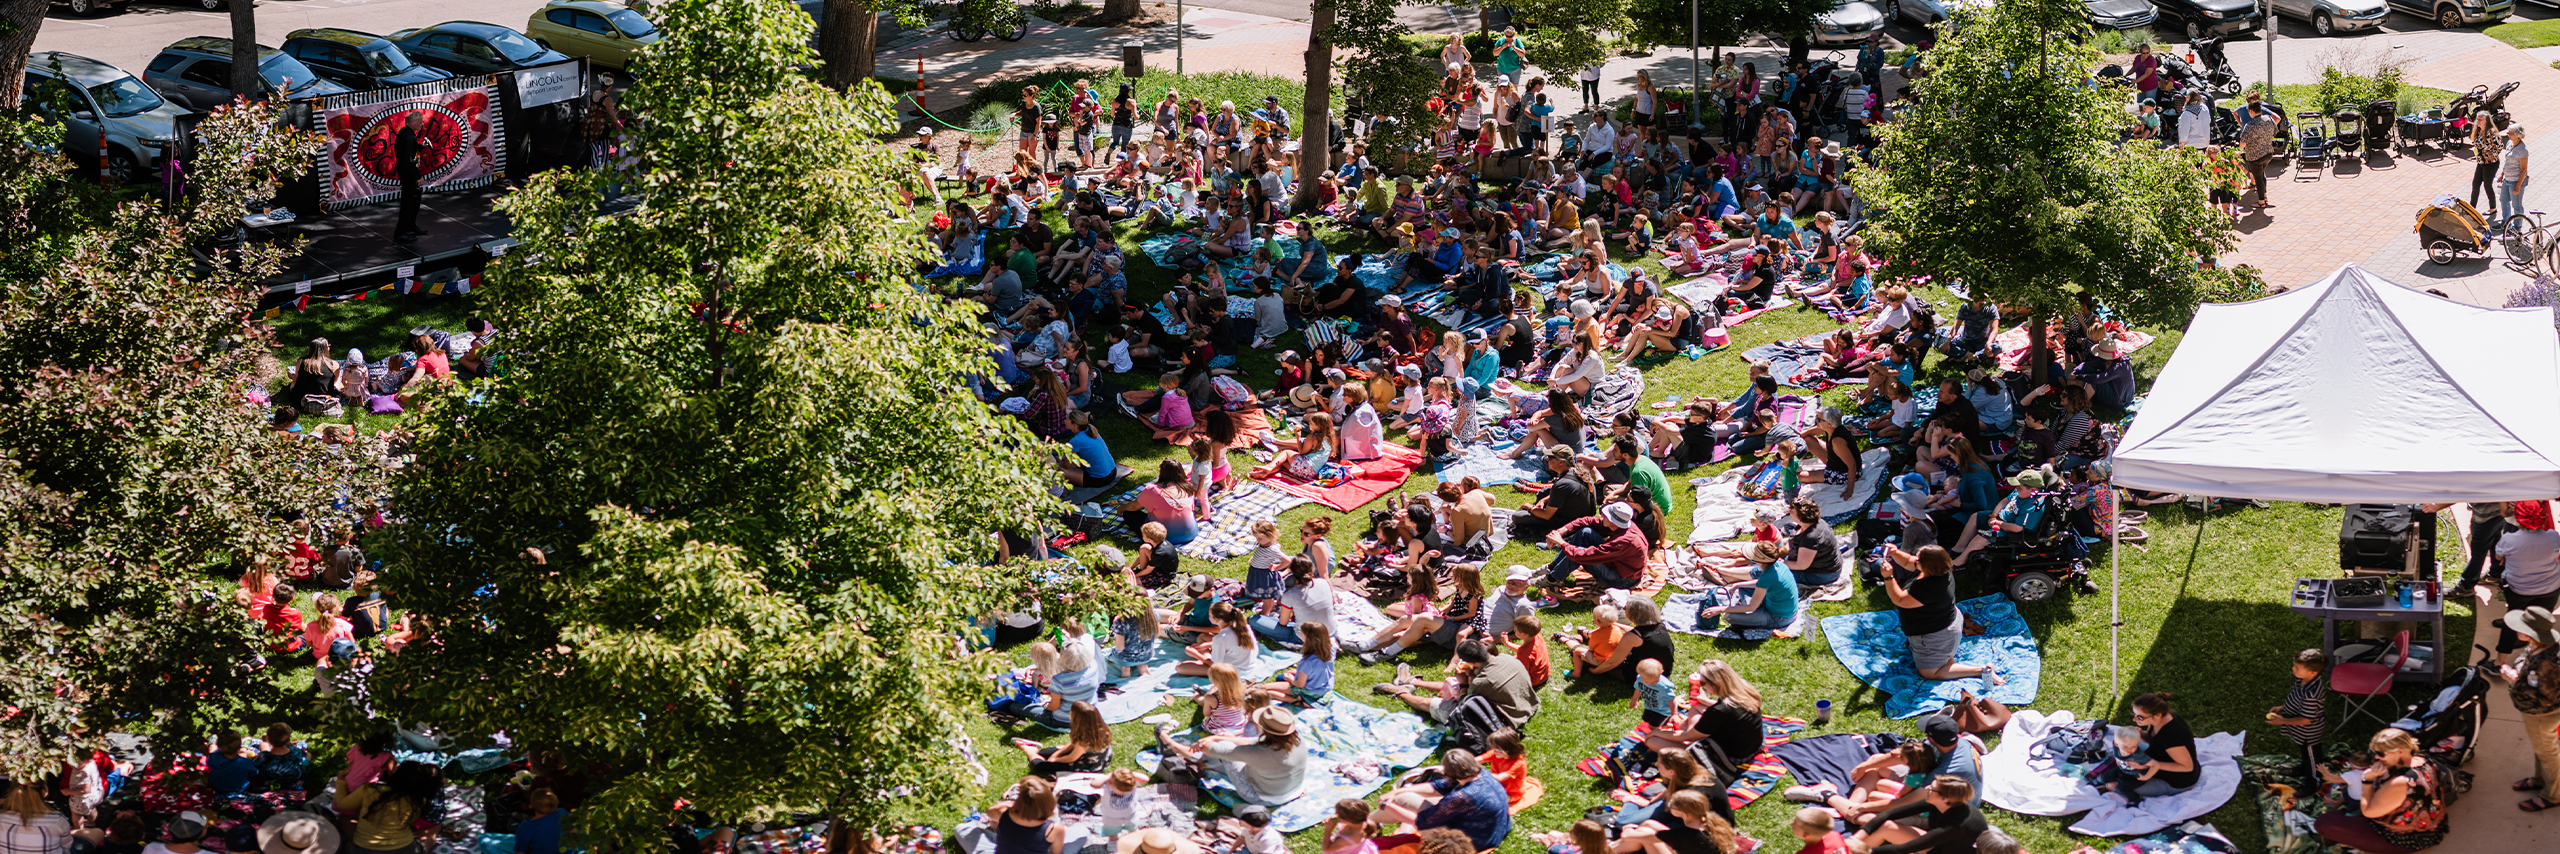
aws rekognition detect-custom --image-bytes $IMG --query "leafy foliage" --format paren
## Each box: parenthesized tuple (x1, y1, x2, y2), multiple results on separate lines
(0, 100, 384, 776)
(1623, 0, 1836, 57)
(1329, 0, 1441, 156)
(352, 0, 1131, 846)
(1502, 0, 1630, 80)
(1851, 0, 2236, 336)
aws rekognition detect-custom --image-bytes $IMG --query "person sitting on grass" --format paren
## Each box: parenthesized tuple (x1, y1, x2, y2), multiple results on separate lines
(1879, 544, 2005, 685)
(1358, 559, 1485, 665)
(1013, 701, 1112, 778)
(1642, 660, 1767, 779)
(1846, 776, 1986, 854)
(1252, 412, 1338, 482)
(1258, 623, 1336, 705)
(1154, 707, 1312, 807)
(1374, 640, 1539, 729)
(1178, 602, 1261, 677)
(1371, 750, 1514, 852)
(983, 777, 1067, 854)
(1692, 541, 1801, 632)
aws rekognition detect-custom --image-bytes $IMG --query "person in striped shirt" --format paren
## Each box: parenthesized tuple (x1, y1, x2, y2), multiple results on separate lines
(2266, 648, 2329, 779)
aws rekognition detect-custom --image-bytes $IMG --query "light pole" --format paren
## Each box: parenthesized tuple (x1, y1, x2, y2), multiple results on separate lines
(1690, 0, 1702, 130)
(2264, 0, 2275, 98)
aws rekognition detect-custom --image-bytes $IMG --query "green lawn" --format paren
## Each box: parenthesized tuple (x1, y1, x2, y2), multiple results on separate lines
(285, 181, 2480, 854)
(2487, 17, 2560, 50)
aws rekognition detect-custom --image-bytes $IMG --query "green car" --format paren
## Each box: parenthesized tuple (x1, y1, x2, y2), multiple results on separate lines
(525, 0, 662, 71)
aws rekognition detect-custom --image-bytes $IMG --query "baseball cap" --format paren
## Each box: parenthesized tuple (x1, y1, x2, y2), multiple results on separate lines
(1601, 502, 1636, 528)
(1506, 564, 1537, 583)
(1920, 713, 1960, 745)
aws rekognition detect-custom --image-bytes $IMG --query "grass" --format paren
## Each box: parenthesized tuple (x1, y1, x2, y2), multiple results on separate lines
(2225, 82, 2466, 118)
(2486, 17, 2560, 49)
(264, 290, 477, 435)
(2088, 26, 2162, 57)
(282, 151, 2481, 854)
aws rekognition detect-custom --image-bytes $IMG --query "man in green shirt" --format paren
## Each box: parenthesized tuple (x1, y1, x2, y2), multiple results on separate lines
(1616, 438, 1673, 516)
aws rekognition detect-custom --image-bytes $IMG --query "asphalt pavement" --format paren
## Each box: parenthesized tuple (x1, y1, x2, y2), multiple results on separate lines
(32, 0, 562, 78)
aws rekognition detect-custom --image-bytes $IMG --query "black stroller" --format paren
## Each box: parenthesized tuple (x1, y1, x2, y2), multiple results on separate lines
(2331, 105, 2365, 155)
(2387, 652, 2491, 763)
(2363, 100, 2395, 155)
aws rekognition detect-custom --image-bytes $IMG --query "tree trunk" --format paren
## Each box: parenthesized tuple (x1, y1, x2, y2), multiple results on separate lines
(230, 1, 261, 101)
(819, 0, 880, 91)
(1290, 2, 1334, 215)
(0, 0, 47, 110)
(1104, 0, 1141, 20)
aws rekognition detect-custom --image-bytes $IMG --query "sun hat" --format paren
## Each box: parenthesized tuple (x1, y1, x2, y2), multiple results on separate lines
(1823, 140, 1844, 158)
(2090, 337, 2125, 359)
(1506, 565, 1538, 583)
(1397, 364, 1424, 381)
(1289, 384, 1320, 408)
(1892, 473, 1930, 495)
(1186, 574, 1214, 593)
(2503, 606, 2559, 645)
(166, 813, 208, 842)
(258, 812, 340, 854)
(1601, 502, 1636, 527)
(1380, 294, 1404, 309)
(1118, 828, 1201, 854)
(1253, 706, 1299, 737)
(2009, 466, 2056, 489)
(1321, 367, 1348, 384)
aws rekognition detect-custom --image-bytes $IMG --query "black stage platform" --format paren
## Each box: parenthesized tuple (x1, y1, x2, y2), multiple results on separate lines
(247, 185, 516, 308)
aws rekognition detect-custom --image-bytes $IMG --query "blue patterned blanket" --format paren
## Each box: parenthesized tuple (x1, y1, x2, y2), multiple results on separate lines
(1137, 695, 1442, 832)
(1817, 594, 2042, 719)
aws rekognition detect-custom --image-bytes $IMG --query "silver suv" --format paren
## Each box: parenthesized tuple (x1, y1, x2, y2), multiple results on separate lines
(141, 36, 351, 111)
(21, 52, 189, 182)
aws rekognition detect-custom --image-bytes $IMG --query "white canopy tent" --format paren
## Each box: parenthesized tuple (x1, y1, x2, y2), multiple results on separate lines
(2100, 264, 2560, 693)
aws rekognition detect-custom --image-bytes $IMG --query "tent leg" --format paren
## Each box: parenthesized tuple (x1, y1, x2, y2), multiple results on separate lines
(2110, 487, 2121, 704)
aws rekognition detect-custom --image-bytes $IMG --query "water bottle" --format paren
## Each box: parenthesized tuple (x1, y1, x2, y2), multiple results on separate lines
(2397, 582, 2414, 609)
(1815, 699, 1834, 725)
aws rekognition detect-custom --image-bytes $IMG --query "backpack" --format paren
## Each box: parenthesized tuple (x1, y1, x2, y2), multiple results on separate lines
(1441, 694, 1508, 756)
(2027, 719, 2111, 769)
(1165, 239, 1207, 270)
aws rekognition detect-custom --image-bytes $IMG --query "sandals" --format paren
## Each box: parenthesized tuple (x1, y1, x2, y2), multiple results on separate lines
(2522, 796, 2558, 812)
(2515, 777, 2547, 792)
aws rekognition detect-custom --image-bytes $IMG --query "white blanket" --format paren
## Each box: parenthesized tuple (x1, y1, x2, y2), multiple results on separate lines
(1807, 447, 1893, 521)
(1685, 467, 1775, 543)
(1981, 709, 2248, 837)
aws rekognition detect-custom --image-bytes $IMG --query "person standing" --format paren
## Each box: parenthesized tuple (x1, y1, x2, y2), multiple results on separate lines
(2235, 92, 2280, 210)
(1494, 28, 1527, 87)
(2129, 43, 2160, 105)
(2499, 124, 2530, 225)
(1577, 64, 1603, 111)
(2470, 111, 2502, 218)
(583, 74, 620, 169)
(2177, 93, 2210, 149)
(2498, 606, 2560, 813)
(394, 112, 426, 242)
(2496, 500, 2560, 654)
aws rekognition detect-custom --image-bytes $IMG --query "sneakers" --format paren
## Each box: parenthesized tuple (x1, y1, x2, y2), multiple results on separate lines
(1358, 650, 1395, 666)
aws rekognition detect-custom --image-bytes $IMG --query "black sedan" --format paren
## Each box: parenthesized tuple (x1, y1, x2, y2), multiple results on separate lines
(387, 21, 571, 76)
(283, 28, 456, 91)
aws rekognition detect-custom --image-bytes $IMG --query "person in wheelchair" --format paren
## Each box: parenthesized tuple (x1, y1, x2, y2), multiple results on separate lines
(1947, 466, 2058, 570)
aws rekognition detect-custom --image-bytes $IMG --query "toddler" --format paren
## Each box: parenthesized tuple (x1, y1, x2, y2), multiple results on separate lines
(1095, 768, 1143, 835)
(1632, 657, 1677, 726)
(1243, 521, 1288, 609)
(1321, 799, 1377, 854)
(2094, 724, 2152, 804)
(1789, 807, 1848, 854)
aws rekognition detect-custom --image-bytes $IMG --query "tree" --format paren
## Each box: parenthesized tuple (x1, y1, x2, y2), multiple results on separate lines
(817, 0, 926, 92)
(1848, 0, 2236, 384)
(230, 1, 260, 101)
(1102, 0, 1143, 21)
(1502, 0, 1629, 84)
(0, 0, 43, 110)
(0, 98, 382, 777)
(351, 0, 1130, 848)
(1291, 0, 1338, 214)
(1328, 0, 1439, 159)
(1623, 0, 1834, 66)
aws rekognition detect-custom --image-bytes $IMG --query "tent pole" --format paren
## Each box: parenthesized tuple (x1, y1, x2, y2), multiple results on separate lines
(2110, 486, 2121, 703)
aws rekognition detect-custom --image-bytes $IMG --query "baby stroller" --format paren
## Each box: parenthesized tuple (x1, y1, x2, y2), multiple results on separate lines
(2363, 100, 2396, 154)
(2330, 105, 2365, 155)
(2387, 652, 2490, 769)
(2294, 112, 2329, 172)
(1964, 489, 2097, 603)
(2416, 194, 2494, 265)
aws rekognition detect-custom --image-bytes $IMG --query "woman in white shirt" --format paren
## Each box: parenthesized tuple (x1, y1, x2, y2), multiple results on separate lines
(1337, 385, 1386, 462)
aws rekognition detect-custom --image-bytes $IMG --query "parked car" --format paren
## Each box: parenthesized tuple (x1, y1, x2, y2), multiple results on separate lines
(20, 52, 190, 181)
(2383, 0, 2511, 28)
(1876, 0, 1992, 26)
(388, 21, 573, 76)
(2151, 0, 2263, 40)
(2083, 0, 2162, 29)
(525, 0, 662, 70)
(49, 0, 124, 16)
(141, 37, 353, 111)
(1809, 0, 1893, 46)
(2272, 0, 2391, 33)
(281, 28, 457, 91)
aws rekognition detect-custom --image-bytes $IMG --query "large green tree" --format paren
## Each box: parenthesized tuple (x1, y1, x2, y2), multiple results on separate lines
(1503, 0, 1629, 83)
(1850, 0, 2235, 382)
(0, 98, 383, 776)
(354, 0, 1124, 847)
(1328, 0, 1439, 160)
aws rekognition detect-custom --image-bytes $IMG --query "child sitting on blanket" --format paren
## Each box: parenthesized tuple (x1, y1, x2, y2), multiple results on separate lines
(1177, 602, 1259, 677)
(1168, 574, 1222, 642)
(1321, 800, 1378, 854)
(1109, 605, 1163, 679)
(1095, 768, 1144, 835)
(2091, 725, 2154, 805)
(1258, 622, 1336, 705)
(1194, 662, 1253, 736)
(1236, 805, 1284, 854)
(1632, 658, 1678, 726)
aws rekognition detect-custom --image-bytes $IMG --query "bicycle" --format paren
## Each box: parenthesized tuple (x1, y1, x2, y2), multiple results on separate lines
(947, 0, 1030, 43)
(2498, 209, 2560, 277)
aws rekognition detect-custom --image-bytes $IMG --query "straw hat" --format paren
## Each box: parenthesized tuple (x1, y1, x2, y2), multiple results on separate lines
(2504, 606, 2559, 646)
(1253, 706, 1299, 738)
(258, 812, 339, 854)
(1117, 828, 1203, 854)
(1288, 384, 1321, 408)
(2090, 337, 2125, 359)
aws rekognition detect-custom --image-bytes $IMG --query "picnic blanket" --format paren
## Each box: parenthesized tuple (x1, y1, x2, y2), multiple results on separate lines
(957, 781, 1197, 854)
(1434, 445, 1549, 486)
(1327, 586, 1394, 651)
(1665, 275, 1794, 321)
(1154, 407, 1276, 447)
(1081, 644, 1301, 725)
(1177, 483, 1315, 562)
(1684, 468, 1772, 544)
(1259, 441, 1427, 512)
(1989, 324, 2158, 372)
(1585, 366, 1648, 420)
(1771, 732, 1906, 795)
(2240, 754, 2357, 854)
(1574, 716, 1808, 812)
(1981, 709, 2247, 838)
(1136, 695, 1442, 832)
(1136, 233, 1252, 282)
(1807, 447, 1892, 525)
(1701, 394, 1816, 464)
(928, 232, 986, 278)
(1662, 589, 1815, 640)
(1738, 334, 1837, 390)
(1817, 594, 2041, 719)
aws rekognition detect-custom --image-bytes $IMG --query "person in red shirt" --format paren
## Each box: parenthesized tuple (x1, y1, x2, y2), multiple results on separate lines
(1791, 807, 1849, 854)
(256, 583, 307, 655)
(1479, 728, 1531, 808)
(1540, 502, 1650, 590)
(413, 335, 452, 378)
(1508, 613, 1552, 688)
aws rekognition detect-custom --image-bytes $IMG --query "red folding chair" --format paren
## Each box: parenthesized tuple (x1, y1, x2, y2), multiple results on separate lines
(2332, 630, 2410, 733)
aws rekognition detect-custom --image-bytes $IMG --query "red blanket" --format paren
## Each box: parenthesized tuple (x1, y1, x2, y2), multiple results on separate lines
(1260, 441, 1426, 511)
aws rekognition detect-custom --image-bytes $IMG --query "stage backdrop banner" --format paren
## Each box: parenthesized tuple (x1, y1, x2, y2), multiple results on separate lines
(312, 76, 507, 210)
